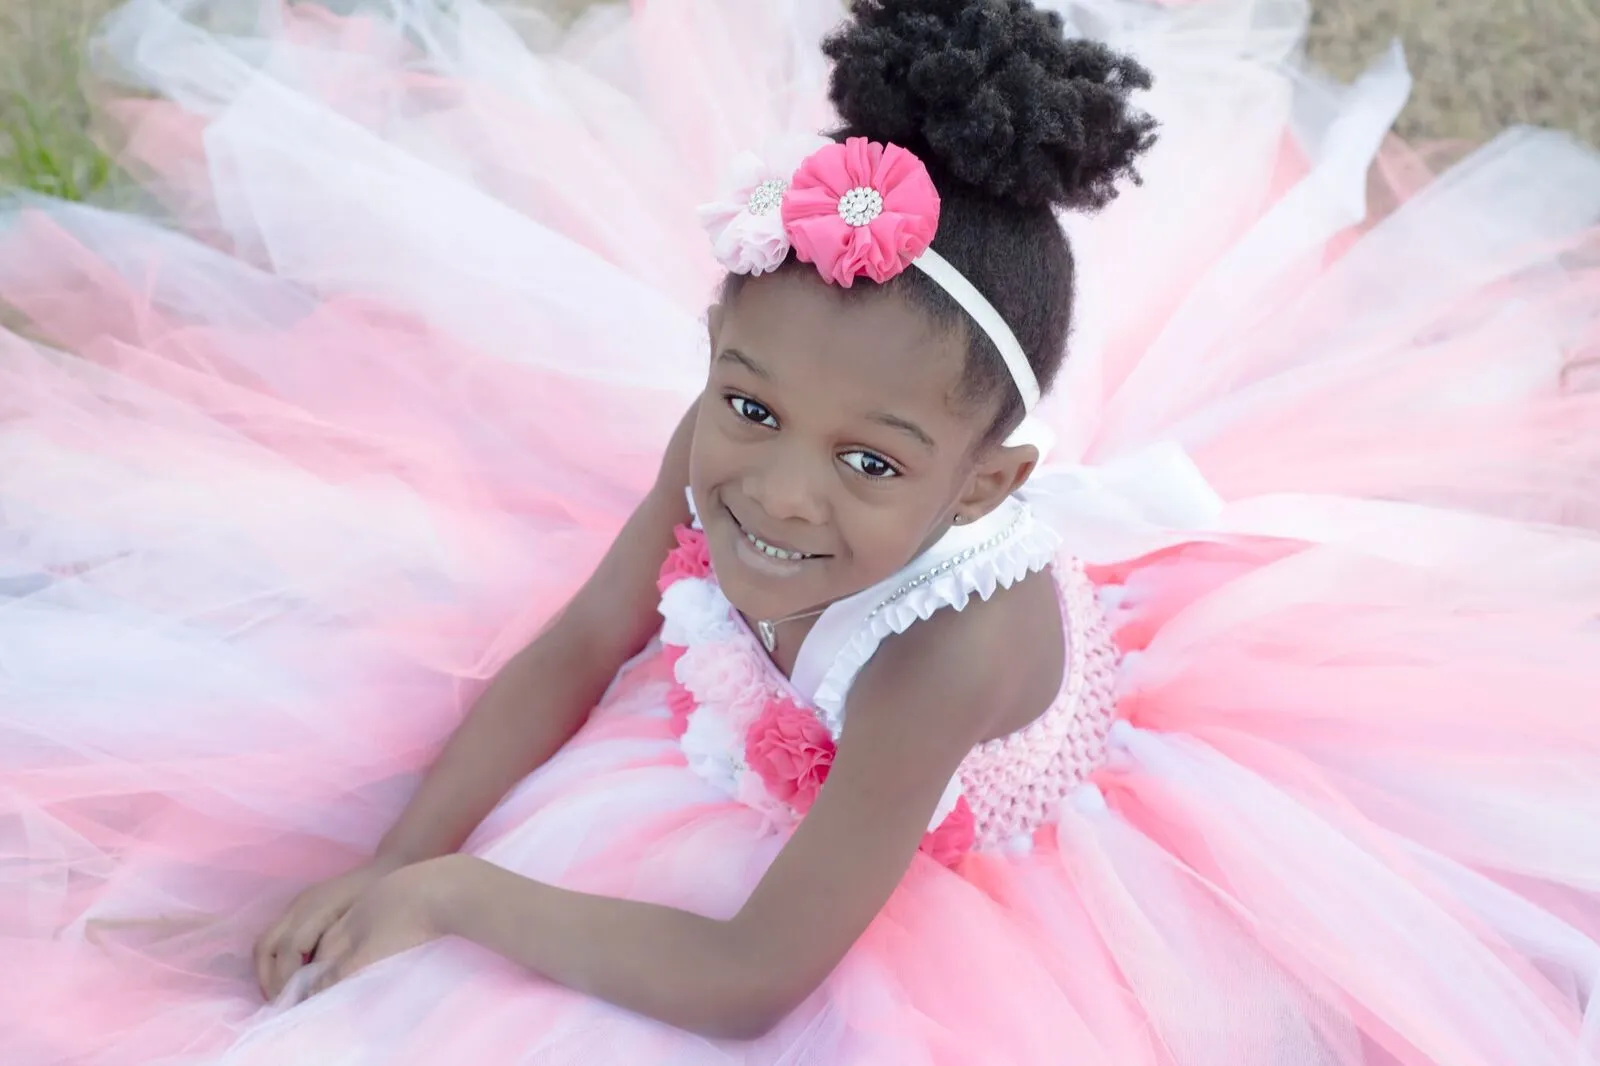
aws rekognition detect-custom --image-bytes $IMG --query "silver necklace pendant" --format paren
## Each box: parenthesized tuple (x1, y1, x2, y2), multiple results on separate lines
(755, 605, 828, 654)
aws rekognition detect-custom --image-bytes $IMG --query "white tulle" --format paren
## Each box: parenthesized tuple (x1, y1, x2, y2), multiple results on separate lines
(0, 0, 1597, 1063)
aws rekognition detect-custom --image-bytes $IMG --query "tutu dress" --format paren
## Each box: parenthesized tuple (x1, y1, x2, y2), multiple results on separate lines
(3, 0, 1600, 1063)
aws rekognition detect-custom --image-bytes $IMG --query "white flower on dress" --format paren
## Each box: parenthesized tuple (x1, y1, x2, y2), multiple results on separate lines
(696, 134, 831, 275)
(659, 577, 739, 647)
(679, 698, 745, 798)
(736, 767, 799, 830)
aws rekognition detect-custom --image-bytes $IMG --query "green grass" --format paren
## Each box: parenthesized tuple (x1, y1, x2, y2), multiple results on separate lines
(0, 0, 125, 201)
(1, 93, 121, 200)
(0, 0, 597, 203)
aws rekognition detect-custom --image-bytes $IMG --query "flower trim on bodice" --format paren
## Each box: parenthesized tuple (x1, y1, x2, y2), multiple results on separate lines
(655, 505, 1123, 863)
(656, 527, 975, 864)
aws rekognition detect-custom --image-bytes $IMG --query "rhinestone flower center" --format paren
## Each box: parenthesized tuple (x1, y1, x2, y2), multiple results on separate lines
(837, 186, 884, 227)
(746, 178, 788, 216)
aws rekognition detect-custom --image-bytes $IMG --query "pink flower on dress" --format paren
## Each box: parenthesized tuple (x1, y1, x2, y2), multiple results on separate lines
(781, 137, 941, 288)
(657, 526, 712, 593)
(920, 795, 976, 867)
(745, 697, 836, 813)
(674, 641, 772, 724)
(665, 680, 697, 738)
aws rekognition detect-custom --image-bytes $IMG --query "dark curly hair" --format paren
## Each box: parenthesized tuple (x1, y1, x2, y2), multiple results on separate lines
(722, 0, 1158, 444)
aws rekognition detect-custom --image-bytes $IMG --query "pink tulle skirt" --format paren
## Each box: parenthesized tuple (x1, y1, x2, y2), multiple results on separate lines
(2, 0, 1598, 1063)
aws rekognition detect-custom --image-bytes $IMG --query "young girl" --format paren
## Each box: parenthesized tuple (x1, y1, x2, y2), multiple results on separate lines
(3, 0, 1599, 1062)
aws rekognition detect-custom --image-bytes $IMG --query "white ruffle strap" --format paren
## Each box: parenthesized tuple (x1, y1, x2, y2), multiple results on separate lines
(794, 498, 1062, 737)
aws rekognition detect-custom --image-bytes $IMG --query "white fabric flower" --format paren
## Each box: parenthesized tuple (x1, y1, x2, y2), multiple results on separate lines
(680, 700, 745, 798)
(696, 134, 831, 275)
(736, 767, 798, 830)
(658, 577, 739, 646)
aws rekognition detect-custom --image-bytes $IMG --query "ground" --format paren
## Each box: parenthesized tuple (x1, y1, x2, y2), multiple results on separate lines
(2, 0, 1597, 198)
(1309, 0, 1598, 144)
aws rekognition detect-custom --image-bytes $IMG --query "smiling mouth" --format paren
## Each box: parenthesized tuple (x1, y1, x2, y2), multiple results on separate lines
(743, 528, 820, 561)
(730, 510, 827, 562)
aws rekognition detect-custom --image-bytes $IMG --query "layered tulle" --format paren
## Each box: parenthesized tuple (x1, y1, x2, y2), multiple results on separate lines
(2, 0, 1598, 1063)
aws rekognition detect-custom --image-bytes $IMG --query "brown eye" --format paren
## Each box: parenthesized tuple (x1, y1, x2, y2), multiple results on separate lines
(728, 396, 777, 428)
(840, 451, 898, 479)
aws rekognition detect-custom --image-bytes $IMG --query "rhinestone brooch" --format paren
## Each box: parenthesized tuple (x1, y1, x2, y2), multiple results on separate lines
(746, 178, 787, 216)
(837, 186, 884, 227)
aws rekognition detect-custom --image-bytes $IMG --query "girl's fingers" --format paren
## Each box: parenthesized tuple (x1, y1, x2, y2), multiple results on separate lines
(253, 913, 297, 999)
(264, 906, 336, 1001)
(306, 911, 363, 997)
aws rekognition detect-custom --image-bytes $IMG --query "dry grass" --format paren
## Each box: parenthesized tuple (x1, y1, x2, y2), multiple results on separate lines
(1307, 0, 1600, 145)
(2, 0, 1596, 200)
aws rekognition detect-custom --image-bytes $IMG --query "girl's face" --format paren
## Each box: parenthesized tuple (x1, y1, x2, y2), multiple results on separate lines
(690, 268, 1033, 627)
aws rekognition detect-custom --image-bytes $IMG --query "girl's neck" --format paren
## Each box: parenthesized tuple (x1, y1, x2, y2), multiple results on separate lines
(740, 514, 965, 674)
(739, 607, 824, 676)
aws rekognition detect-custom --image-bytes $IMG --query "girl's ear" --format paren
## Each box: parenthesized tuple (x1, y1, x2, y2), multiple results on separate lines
(951, 442, 1038, 525)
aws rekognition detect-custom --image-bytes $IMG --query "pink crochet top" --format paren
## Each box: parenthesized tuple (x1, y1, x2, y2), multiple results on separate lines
(656, 495, 1121, 861)
(956, 557, 1120, 849)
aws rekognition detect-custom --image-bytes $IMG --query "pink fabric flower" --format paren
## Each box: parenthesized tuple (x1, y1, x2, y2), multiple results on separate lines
(697, 135, 830, 275)
(674, 641, 772, 724)
(745, 697, 836, 813)
(665, 680, 697, 738)
(920, 795, 976, 867)
(781, 137, 941, 287)
(657, 526, 712, 592)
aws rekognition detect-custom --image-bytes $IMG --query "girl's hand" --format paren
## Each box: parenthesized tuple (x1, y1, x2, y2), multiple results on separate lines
(253, 856, 406, 1001)
(304, 858, 456, 998)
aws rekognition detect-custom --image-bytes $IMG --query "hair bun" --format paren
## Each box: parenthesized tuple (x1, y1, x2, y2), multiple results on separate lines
(823, 0, 1158, 211)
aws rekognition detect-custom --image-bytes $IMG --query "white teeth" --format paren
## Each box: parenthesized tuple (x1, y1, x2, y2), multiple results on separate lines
(745, 529, 812, 561)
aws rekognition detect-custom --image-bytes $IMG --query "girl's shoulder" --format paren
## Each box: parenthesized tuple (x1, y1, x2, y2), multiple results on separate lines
(793, 495, 1069, 743)
(855, 562, 1067, 744)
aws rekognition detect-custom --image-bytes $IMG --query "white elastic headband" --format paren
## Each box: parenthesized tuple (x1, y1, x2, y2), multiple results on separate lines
(914, 249, 1050, 454)
(911, 248, 1042, 413)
